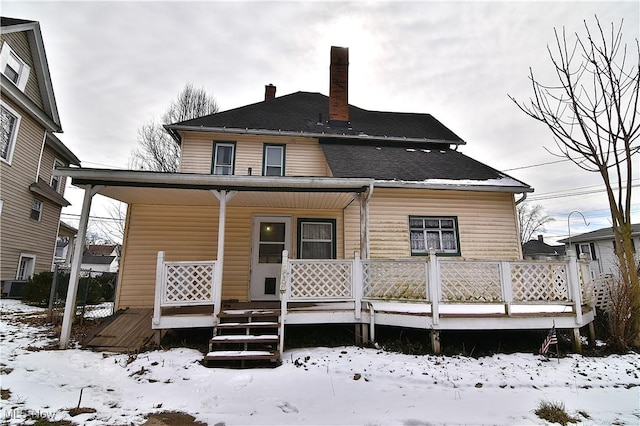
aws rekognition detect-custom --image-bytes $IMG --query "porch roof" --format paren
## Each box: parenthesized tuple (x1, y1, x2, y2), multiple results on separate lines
(55, 168, 372, 207)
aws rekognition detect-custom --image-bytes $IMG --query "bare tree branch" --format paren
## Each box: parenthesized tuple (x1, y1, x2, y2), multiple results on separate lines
(130, 84, 219, 172)
(510, 16, 640, 348)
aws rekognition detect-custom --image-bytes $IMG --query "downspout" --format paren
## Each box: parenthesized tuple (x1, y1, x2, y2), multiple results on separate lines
(35, 130, 47, 182)
(515, 192, 527, 205)
(360, 183, 374, 259)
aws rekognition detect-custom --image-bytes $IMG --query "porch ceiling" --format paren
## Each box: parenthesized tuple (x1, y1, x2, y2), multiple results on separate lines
(98, 186, 357, 209)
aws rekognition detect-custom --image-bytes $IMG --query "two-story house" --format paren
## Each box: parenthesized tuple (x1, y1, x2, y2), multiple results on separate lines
(58, 47, 596, 359)
(559, 224, 640, 279)
(1, 17, 80, 294)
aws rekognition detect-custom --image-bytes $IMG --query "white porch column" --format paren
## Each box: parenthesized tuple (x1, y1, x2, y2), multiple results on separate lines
(566, 249, 583, 325)
(59, 185, 102, 349)
(211, 190, 237, 319)
(428, 248, 440, 325)
(357, 184, 373, 259)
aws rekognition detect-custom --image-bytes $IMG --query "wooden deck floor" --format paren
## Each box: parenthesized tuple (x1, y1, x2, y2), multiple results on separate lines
(84, 308, 155, 352)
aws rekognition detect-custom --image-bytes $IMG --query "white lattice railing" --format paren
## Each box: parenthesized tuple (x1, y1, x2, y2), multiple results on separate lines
(510, 262, 570, 302)
(288, 259, 353, 300)
(363, 259, 428, 301)
(161, 261, 216, 306)
(440, 260, 502, 302)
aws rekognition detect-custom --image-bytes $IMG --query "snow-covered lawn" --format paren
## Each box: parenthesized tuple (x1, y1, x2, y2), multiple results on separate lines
(1, 299, 639, 425)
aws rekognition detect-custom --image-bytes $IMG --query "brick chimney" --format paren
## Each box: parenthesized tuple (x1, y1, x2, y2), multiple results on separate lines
(537, 235, 544, 242)
(329, 46, 349, 126)
(265, 84, 276, 101)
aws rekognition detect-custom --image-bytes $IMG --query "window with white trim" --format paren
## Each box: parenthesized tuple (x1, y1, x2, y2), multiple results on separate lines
(298, 219, 336, 259)
(16, 254, 36, 280)
(30, 199, 42, 221)
(51, 159, 65, 192)
(1, 102, 20, 164)
(263, 144, 285, 176)
(409, 216, 460, 255)
(212, 142, 235, 175)
(0, 42, 30, 91)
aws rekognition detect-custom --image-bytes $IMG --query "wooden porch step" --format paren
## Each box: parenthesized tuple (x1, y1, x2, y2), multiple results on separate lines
(204, 350, 279, 361)
(219, 309, 280, 318)
(211, 334, 278, 344)
(216, 321, 279, 329)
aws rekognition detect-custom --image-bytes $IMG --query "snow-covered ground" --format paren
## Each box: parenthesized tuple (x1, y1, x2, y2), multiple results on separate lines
(1, 299, 639, 425)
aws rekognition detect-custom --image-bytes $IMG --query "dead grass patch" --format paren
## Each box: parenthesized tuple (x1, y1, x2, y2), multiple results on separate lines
(535, 400, 579, 425)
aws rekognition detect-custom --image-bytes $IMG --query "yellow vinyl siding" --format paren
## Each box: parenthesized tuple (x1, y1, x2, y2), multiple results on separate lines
(179, 132, 329, 177)
(116, 204, 344, 309)
(0, 32, 44, 109)
(368, 188, 521, 260)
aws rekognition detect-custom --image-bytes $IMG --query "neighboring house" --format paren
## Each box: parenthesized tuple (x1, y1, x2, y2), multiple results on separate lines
(82, 244, 120, 274)
(0, 17, 80, 293)
(522, 235, 566, 260)
(58, 47, 595, 358)
(558, 224, 640, 279)
(54, 221, 78, 267)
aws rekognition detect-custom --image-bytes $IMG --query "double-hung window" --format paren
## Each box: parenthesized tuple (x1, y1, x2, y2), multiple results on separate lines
(212, 142, 235, 175)
(409, 216, 460, 255)
(0, 101, 20, 164)
(263, 144, 285, 176)
(30, 199, 42, 221)
(51, 159, 65, 192)
(1, 42, 30, 91)
(298, 219, 336, 259)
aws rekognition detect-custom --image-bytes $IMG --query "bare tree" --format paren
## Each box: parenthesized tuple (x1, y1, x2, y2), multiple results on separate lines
(93, 201, 127, 244)
(130, 84, 218, 172)
(517, 202, 555, 244)
(510, 17, 640, 348)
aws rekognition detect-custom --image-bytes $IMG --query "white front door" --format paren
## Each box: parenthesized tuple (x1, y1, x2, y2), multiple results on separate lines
(250, 215, 292, 300)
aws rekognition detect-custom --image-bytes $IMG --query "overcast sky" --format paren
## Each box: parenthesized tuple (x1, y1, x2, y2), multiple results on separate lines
(3, 1, 639, 244)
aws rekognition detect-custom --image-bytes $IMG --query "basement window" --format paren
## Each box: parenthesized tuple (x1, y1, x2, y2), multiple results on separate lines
(409, 216, 460, 256)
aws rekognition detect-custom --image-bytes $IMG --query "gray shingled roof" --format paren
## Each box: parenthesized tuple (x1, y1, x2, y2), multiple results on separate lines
(169, 92, 465, 144)
(558, 224, 640, 243)
(522, 239, 566, 256)
(320, 140, 526, 183)
(82, 250, 115, 265)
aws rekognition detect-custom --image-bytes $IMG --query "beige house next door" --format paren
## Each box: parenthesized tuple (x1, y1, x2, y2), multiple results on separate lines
(250, 215, 292, 300)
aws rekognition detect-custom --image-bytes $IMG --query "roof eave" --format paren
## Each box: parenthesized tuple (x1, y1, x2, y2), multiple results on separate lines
(374, 180, 534, 194)
(1, 76, 61, 132)
(1, 20, 61, 130)
(46, 133, 81, 165)
(54, 168, 374, 193)
(164, 124, 465, 146)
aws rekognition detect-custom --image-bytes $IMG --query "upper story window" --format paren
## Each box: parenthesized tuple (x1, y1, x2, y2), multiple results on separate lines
(0, 101, 20, 164)
(212, 142, 235, 175)
(263, 144, 285, 176)
(30, 199, 42, 221)
(0, 42, 30, 91)
(409, 216, 460, 256)
(51, 159, 65, 193)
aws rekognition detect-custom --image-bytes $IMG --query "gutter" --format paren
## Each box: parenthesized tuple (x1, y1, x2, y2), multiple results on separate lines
(164, 124, 464, 147)
(374, 180, 534, 194)
(54, 168, 374, 192)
